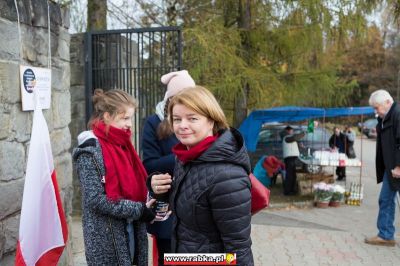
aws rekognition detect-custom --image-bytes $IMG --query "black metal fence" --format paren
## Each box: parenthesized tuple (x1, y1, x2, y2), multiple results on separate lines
(85, 26, 182, 149)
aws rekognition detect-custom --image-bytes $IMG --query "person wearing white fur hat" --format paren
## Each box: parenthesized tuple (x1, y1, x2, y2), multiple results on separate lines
(141, 70, 195, 265)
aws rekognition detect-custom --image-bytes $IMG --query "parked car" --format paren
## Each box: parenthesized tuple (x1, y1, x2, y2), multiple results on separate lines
(248, 123, 331, 174)
(358, 118, 377, 138)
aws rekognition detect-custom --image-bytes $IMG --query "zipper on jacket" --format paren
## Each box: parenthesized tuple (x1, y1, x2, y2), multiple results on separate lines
(108, 217, 122, 266)
(91, 156, 122, 266)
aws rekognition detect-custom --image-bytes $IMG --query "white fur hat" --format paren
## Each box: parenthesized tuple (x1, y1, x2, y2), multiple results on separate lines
(161, 70, 195, 100)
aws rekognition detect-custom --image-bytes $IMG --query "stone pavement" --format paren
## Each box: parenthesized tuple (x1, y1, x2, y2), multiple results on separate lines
(252, 208, 400, 266)
(250, 138, 400, 265)
(71, 215, 86, 266)
(72, 138, 400, 265)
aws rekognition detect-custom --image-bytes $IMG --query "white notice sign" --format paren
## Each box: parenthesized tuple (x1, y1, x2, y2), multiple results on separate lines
(20, 65, 51, 111)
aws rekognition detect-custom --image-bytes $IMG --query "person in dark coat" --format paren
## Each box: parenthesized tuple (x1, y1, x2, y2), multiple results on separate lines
(148, 86, 253, 265)
(329, 127, 348, 180)
(365, 89, 400, 247)
(73, 89, 157, 266)
(142, 70, 195, 265)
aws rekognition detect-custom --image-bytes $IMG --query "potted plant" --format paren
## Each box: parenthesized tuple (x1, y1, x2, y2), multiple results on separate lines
(329, 184, 345, 207)
(313, 182, 333, 208)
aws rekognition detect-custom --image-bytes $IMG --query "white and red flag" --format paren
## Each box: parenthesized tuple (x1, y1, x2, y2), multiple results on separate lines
(15, 106, 68, 266)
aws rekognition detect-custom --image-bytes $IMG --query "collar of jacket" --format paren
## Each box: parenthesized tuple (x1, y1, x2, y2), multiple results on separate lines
(377, 102, 397, 129)
(190, 128, 251, 174)
(380, 101, 397, 125)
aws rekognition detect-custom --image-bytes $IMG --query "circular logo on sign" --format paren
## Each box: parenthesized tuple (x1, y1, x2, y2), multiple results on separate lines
(23, 69, 36, 93)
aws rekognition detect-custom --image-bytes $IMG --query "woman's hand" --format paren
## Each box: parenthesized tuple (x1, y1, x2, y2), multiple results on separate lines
(139, 199, 156, 223)
(153, 211, 172, 222)
(145, 198, 172, 223)
(146, 198, 156, 208)
(151, 173, 172, 194)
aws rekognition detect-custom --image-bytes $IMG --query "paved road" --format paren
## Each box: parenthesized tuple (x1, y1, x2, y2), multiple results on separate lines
(72, 137, 400, 265)
(251, 137, 400, 265)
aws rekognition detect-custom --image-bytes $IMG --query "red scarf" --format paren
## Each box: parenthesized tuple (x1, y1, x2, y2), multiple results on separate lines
(93, 121, 147, 202)
(172, 135, 218, 164)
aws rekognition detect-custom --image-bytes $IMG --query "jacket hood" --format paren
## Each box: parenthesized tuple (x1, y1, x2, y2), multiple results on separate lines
(194, 128, 251, 174)
(72, 131, 101, 162)
(77, 130, 97, 145)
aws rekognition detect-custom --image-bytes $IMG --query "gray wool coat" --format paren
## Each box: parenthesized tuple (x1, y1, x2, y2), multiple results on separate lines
(73, 134, 148, 266)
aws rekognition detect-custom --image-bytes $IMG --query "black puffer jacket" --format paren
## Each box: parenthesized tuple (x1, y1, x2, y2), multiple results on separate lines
(169, 128, 253, 265)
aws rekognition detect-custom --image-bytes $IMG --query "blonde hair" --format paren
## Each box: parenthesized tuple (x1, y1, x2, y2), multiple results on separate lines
(168, 86, 229, 134)
(88, 89, 137, 129)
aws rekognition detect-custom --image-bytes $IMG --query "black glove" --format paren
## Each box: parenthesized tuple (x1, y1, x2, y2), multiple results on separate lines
(139, 203, 156, 223)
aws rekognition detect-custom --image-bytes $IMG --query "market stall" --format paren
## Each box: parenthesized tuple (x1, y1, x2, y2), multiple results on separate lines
(299, 150, 362, 167)
(239, 106, 374, 207)
(239, 106, 374, 152)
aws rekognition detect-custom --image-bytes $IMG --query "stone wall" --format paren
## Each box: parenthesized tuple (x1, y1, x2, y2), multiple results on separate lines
(69, 33, 85, 215)
(0, 0, 73, 265)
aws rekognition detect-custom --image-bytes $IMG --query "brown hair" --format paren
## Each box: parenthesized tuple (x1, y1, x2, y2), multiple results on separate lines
(157, 98, 174, 139)
(87, 89, 137, 129)
(168, 86, 229, 134)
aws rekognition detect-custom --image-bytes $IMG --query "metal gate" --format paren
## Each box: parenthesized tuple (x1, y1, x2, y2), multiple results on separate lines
(84, 26, 182, 149)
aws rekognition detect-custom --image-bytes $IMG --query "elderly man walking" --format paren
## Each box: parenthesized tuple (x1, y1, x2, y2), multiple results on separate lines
(365, 89, 400, 247)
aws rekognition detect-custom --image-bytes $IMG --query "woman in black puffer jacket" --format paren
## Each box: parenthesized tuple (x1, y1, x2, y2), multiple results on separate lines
(148, 86, 254, 265)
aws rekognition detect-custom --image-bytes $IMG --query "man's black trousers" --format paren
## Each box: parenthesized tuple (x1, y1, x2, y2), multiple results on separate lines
(284, 156, 297, 195)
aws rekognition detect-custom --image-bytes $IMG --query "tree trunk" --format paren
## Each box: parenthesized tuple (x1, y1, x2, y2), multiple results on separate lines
(233, 0, 252, 128)
(87, 0, 107, 31)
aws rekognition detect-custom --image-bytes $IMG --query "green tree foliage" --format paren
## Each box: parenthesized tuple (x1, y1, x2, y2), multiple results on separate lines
(62, 0, 400, 122)
(179, 1, 381, 114)
(130, 0, 398, 124)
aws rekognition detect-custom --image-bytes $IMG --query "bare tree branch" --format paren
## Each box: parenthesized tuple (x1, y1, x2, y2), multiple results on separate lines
(107, 1, 143, 27)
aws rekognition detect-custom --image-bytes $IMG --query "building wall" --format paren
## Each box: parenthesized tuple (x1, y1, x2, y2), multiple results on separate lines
(0, 0, 73, 265)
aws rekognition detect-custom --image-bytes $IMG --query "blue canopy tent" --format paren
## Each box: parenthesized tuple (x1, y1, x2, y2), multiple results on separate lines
(239, 106, 375, 152)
